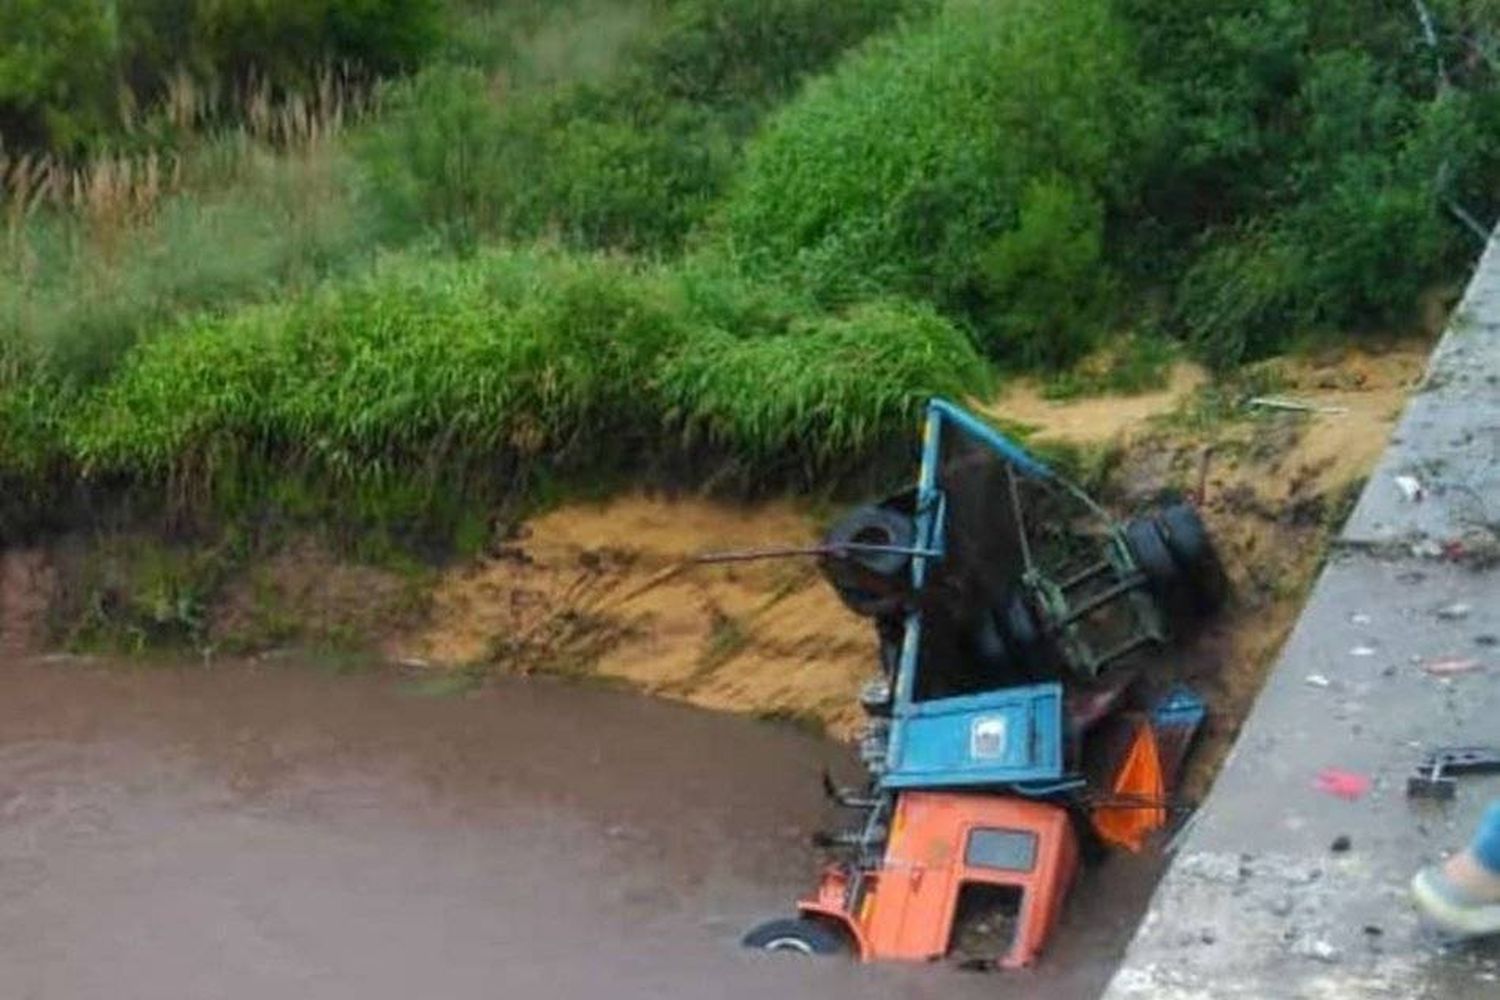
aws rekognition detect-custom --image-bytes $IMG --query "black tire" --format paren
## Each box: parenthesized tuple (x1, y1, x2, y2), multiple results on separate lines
(973, 608, 1013, 670)
(1002, 591, 1041, 649)
(824, 505, 914, 578)
(832, 586, 905, 619)
(1123, 518, 1178, 593)
(821, 505, 915, 619)
(742, 917, 849, 956)
(1155, 502, 1229, 616)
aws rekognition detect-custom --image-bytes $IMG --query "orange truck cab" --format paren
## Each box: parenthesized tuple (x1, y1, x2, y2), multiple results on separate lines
(779, 792, 1079, 968)
(740, 398, 1216, 969)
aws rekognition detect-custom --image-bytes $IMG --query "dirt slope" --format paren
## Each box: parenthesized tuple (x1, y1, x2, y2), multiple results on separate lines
(0, 548, 53, 659)
(397, 496, 877, 736)
(396, 343, 1430, 757)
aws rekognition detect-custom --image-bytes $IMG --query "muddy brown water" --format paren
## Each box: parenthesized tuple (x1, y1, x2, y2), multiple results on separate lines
(0, 657, 1162, 999)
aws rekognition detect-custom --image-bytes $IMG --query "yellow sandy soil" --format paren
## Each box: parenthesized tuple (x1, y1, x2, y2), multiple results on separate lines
(396, 496, 877, 736)
(981, 363, 1209, 445)
(396, 342, 1431, 748)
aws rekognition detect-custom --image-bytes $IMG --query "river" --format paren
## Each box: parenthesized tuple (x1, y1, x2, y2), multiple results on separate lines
(0, 656, 1160, 999)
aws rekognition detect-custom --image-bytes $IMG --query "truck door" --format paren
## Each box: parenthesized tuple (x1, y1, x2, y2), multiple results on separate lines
(946, 825, 1040, 967)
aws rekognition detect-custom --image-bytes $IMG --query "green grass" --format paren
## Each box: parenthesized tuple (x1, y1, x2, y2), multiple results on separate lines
(2, 138, 377, 385)
(0, 247, 992, 539)
(5, 0, 1497, 565)
(1040, 335, 1178, 400)
(659, 297, 994, 475)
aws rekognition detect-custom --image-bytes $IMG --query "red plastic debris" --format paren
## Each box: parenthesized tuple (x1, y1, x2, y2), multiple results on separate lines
(1425, 657, 1483, 677)
(1314, 768, 1371, 801)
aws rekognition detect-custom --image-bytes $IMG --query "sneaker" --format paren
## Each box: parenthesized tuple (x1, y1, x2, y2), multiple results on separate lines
(1412, 866, 1500, 937)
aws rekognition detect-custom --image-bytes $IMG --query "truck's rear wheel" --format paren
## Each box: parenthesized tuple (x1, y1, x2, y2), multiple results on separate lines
(820, 505, 914, 618)
(741, 917, 849, 956)
(1155, 502, 1228, 616)
(1123, 517, 1188, 624)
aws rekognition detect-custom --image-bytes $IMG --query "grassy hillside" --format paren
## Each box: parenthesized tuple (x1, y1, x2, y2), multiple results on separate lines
(3, 0, 1499, 547)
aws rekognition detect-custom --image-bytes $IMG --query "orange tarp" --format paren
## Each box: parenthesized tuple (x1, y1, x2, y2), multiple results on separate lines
(1090, 721, 1166, 852)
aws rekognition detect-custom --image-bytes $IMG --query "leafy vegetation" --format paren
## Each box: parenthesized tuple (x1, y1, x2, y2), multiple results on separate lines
(0, 0, 440, 152)
(360, 0, 923, 253)
(3, 136, 374, 383)
(5, 0, 1500, 550)
(1117, 0, 1500, 363)
(0, 249, 989, 540)
(717, 0, 1155, 365)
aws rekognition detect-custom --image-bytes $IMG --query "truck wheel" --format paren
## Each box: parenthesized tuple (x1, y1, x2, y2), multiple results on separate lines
(1155, 502, 1228, 616)
(824, 505, 914, 577)
(1123, 518, 1177, 589)
(830, 586, 904, 619)
(973, 609, 1013, 672)
(821, 505, 915, 618)
(999, 592, 1053, 679)
(742, 917, 849, 956)
(1123, 518, 1185, 620)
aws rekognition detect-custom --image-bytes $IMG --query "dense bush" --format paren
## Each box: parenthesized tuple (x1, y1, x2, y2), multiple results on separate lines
(68, 251, 685, 478)
(661, 299, 991, 470)
(1, 0, 442, 152)
(1117, 0, 1499, 364)
(642, 0, 930, 129)
(717, 0, 1159, 365)
(3, 140, 376, 384)
(0, 0, 119, 150)
(359, 0, 921, 253)
(48, 249, 988, 525)
(360, 65, 734, 252)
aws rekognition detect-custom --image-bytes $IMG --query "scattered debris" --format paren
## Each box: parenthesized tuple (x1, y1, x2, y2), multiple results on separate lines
(1305, 673, 1332, 688)
(1443, 527, 1500, 569)
(1424, 657, 1483, 677)
(1314, 768, 1371, 801)
(1393, 475, 1426, 502)
(1349, 645, 1378, 657)
(1435, 602, 1472, 621)
(1247, 396, 1350, 415)
(1408, 747, 1500, 800)
(1411, 538, 1445, 559)
(1293, 937, 1341, 963)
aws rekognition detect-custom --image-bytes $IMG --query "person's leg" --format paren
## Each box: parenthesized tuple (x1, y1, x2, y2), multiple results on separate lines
(1471, 800, 1500, 876)
(1413, 800, 1500, 936)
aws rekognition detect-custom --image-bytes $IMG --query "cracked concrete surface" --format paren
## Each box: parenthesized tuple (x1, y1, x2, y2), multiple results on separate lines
(1105, 234, 1500, 999)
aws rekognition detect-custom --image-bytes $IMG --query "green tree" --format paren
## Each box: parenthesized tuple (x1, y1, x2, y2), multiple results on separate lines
(0, 0, 119, 151)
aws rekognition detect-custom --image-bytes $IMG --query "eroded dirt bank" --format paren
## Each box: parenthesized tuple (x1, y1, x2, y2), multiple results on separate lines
(389, 343, 1428, 769)
(0, 342, 1431, 999)
(0, 344, 1429, 765)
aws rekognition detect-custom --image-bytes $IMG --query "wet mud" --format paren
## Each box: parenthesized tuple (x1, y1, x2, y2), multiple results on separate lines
(0, 656, 1158, 999)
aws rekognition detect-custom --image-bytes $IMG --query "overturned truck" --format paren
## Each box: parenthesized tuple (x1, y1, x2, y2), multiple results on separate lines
(744, 398, 1226, 968)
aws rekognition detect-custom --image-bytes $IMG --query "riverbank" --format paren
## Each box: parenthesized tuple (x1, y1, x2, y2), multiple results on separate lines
(1, 343, 1428, 759)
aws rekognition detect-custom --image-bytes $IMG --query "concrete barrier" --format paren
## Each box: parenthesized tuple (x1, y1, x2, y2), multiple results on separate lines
(1104, 234, 1500, 999)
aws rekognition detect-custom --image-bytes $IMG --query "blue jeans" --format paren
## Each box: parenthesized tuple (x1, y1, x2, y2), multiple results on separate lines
(1476, 801, 1500, 874)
